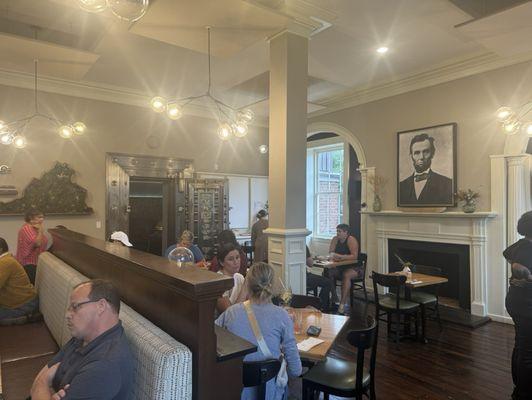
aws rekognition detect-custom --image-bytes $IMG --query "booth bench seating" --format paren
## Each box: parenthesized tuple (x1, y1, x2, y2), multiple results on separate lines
(0, 252, 193, 400)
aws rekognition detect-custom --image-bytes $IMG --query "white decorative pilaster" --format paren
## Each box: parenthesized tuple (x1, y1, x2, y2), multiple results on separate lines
(358, 167, 374, 253)
(470, 218, 488, 316)
(507, 154, 531, 245)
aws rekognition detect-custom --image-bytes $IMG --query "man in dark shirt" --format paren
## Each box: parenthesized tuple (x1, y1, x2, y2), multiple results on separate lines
(30, 279, 133, 400)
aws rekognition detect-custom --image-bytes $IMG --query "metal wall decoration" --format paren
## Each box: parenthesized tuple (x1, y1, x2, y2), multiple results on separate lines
(0, 165, 11, 174)
(185, 179, 229, 257)
(0, 162, 93, 215)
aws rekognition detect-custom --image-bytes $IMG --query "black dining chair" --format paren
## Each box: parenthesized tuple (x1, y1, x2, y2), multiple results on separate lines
(372, 271, 420, 343)
(242, 240, 254, 266)
(290, 294, 322, 310)
(408, 264, 443, 332)
(349, 253, 368, 306)
(242, 359, 281, 400)
(302, 315, 378, 400)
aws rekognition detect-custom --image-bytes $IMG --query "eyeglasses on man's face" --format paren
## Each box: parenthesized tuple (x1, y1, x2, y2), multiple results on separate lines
(67, 299, 100, 312)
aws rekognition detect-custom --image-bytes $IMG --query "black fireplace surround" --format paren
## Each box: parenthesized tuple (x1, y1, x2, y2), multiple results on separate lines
(388, 239, 471, 309)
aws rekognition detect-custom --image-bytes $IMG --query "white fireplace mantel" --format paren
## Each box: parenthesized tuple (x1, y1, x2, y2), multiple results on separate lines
(362, 210, 497, 317)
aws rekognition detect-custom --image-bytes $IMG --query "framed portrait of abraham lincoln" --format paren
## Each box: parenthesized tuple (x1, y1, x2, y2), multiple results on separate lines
(397, 123, 457, 207)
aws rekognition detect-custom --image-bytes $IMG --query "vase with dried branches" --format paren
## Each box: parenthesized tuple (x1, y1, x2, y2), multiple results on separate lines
(368, 175, 388, 212)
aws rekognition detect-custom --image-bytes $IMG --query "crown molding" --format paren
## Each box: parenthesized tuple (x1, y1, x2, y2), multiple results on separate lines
(0, 67, 269, 127)
(309, 50, 532, 118)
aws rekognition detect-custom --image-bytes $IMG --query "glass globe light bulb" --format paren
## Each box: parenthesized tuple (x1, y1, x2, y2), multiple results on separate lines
(525, 122, 532, 136)
(167, 246, 194, 268)
(108, 0, 149, 22)
(259, 144, 268, 154)
(238, 109, 254, 123)
(150, 96, 166, 113)
(1, 132, 13, 145)
(59, 125, 74, 139)
(72, 122, 87, 135)
(166, 103, 182, 120)
(232, 121, 248, 138)
(496, 106, 514, 122)
(13, 135, 27, 149)
(217, 123, 233, 140)
(78, 0, 107, 13)
(502, 118, 520, 135)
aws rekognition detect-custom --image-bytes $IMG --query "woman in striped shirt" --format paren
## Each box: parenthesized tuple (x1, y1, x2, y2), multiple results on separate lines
(16, 209, 48, 284)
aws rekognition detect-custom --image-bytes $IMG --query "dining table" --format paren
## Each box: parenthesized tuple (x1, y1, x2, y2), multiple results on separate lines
(312, 258, 358, 269)
(288, 307, 349, 362)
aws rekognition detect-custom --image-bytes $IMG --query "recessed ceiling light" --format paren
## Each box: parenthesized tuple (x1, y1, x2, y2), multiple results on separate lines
(376, 46, 389, 54)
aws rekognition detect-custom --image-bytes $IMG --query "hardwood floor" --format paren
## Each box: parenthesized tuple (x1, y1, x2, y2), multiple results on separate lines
(309, 304, 514, 400)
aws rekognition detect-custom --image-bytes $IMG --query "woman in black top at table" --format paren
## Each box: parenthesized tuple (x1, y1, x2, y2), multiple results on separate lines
(504, 211, 532, 400)
(327, 224, 359, 314)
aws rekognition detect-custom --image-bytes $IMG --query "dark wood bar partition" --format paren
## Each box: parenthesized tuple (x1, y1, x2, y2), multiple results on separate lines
(49, 229, 255, 400)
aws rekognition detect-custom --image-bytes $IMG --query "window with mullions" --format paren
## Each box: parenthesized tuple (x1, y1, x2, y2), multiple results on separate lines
(315, 147, 344, 237)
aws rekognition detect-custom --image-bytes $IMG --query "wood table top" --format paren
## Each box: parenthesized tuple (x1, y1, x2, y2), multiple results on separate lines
(408, 272, 448, 288)
(312, 259, 358, 269)
(289, 308, 349, 362)
(388, 272, 448, 288)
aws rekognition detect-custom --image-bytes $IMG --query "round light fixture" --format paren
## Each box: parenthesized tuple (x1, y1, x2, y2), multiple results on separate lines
(495, 106, 514, 122)
(232, 121, 248, 138)
(376, 46, 389, 54)
(217, 123, 232, 141)
(1, 132, 13, 145)
(502, 118, 520, 135)
(13, 135, 27, 149)
(525, 122, 532, 136)
(166, 103, 182, 120)
(59, 125, 74, 139)
(259, 144, 268, 154)
(72, 122, 87, 135)
(150, 97, 166, 113)
(108, 0, 149, 22)
(238, 109, 254, 123)
(78, 0, 107, 13)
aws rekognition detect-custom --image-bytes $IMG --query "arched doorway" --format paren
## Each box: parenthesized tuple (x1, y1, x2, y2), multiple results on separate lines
(306, 122, 368, 249)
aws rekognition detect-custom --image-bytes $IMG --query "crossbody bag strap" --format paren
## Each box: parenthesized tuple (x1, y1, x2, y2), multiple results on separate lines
(243, 301, 273, 359)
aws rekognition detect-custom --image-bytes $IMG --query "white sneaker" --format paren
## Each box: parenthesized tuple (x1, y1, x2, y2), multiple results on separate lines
(338, 303, 345, 314)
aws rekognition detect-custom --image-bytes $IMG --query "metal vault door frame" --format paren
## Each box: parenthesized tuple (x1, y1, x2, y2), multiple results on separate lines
(105, 153, 194, 244)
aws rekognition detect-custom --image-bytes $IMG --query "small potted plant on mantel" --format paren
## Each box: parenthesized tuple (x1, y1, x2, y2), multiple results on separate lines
(367, 174, 388, 212)
(455, 188, 480, 213)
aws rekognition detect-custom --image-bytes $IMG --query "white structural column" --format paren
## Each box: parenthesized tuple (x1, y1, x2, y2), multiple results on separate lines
(265, 30, 310, 295)
(507, 155, 531, 245)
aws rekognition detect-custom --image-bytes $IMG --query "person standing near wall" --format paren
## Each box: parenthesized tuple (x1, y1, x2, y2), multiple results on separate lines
(251, 210, 269, 263)
(504, 211, 532, 400)
(16, 209, 48, 284)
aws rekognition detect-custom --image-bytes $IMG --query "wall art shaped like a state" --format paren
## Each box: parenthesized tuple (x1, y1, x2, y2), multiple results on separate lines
(0, 162, 93, 215)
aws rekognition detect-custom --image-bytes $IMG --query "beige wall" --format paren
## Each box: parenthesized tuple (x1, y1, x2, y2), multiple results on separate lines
(0, 84, 268, 251)
(309, 60, 532, 212)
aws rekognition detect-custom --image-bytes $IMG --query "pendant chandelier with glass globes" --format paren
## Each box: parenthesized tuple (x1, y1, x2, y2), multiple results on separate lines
(150, 27, 255, 141)
(77, 0, 149, 22)
(0, 60, 87, 149)
(495, 102, 532, 137)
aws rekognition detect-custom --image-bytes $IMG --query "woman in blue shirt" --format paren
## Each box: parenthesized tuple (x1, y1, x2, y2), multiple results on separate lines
(216, 262, 302, 400)
(164, 230, 205, 267)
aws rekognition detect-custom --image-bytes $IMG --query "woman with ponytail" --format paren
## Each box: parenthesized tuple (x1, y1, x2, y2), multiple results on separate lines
(215, 262, 302, 399)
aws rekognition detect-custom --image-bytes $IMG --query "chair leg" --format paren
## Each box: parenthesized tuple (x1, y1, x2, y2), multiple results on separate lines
(324, 393, 330, 400)
(257, 382, 266, 400)
(302, 381, 310, 400)
(395, 313, 400, 344)
(420, 305, 426, 342)
(350, 285, 354, 308)
(363, 280, 368, 303)
(436, 301, 442, 331)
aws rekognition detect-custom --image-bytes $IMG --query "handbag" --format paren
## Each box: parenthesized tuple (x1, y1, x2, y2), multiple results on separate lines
(243, 301, 289, 387)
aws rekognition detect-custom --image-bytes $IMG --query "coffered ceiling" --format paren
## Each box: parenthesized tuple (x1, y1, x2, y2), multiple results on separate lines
(0, 0, 531, 120)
